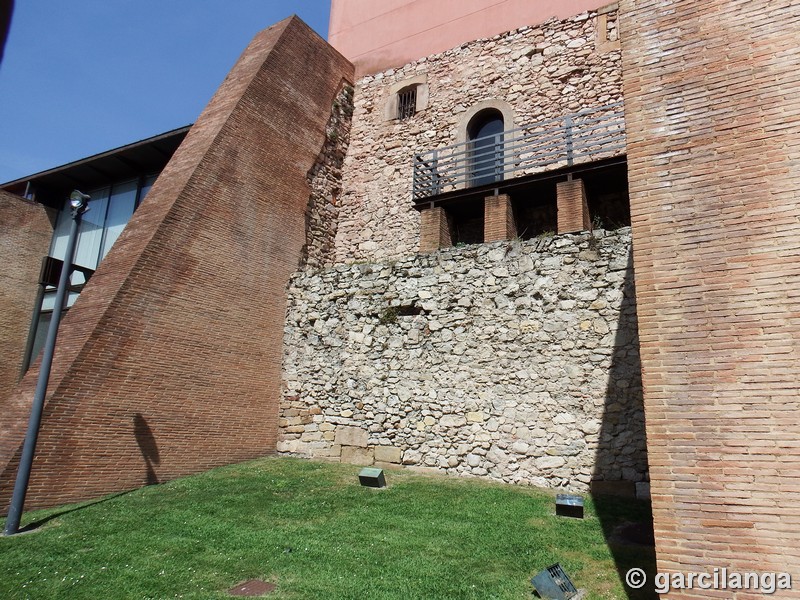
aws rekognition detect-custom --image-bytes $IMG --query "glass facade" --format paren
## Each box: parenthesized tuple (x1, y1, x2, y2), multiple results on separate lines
(29, 175, 158, 362)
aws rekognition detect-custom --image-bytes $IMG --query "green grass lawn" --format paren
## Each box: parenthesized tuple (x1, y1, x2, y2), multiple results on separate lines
(0, 457, 655, 599)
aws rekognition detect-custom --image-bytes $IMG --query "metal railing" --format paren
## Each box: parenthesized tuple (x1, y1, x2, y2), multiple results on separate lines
(412, 102, 626, 201)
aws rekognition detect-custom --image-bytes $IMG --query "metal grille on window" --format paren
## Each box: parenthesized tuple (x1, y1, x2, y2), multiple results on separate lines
(397, 87, 417, 120)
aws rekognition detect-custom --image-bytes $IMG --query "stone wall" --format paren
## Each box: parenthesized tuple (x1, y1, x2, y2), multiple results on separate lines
(334, 5, 622, 264)
(303, 84, 354, 269)
(280, 227, 646, 492)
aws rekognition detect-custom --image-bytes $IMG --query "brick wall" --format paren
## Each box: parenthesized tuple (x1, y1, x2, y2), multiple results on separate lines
(0, 16, 353, 510)
(484, 194, 516, 243)
(0, 192, 53, 410)
(418, 207, 451, 252)
(620, 0, 800, 593)
(556, 179, 590, 234)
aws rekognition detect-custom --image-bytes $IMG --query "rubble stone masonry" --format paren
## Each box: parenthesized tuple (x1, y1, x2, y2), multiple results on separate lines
(303, 84, 354, 269)
(620, 0, 800, 593)
(280, 228, 647, 492)
(334, 6, 623, 263)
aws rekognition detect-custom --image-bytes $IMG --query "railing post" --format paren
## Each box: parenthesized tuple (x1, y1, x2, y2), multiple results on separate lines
(432, 149, 440, 195)
(564, 114, 574, 167)
(412, 155, 419, 199)
(494, 133, 502, 182)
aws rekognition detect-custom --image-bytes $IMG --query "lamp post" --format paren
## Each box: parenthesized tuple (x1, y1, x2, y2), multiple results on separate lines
(3, 190, 89, 536)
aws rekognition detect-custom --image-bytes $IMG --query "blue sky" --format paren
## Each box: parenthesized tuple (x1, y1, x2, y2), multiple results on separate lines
(0, 1, 331, 184)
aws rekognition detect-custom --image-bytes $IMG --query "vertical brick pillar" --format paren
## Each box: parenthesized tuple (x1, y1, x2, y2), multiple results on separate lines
(484, 194, 516, 242)
(620, 0, 800, 589)
(419, 206, 451, 251)
(556, 178, 590, 234)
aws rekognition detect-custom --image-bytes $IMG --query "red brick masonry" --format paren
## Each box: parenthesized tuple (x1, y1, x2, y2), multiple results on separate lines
(620, 0, 800, 595)
(0, 16, 353, 510)
(0, 192, 53, 410)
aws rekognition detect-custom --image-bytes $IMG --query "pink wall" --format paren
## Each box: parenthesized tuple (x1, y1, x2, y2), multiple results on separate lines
(329, 0, 610, 77)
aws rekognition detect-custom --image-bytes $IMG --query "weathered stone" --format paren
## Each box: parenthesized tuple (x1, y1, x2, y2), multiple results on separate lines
(467, 411, 486, 423)
(335, 426, 369, 447)
(553, 412, 577, 425)
(511, 441, 530, 454)
(279, 229, 646, 493)
(341, 445, 374, 465)
(402, 449, 422, 465)
(536, 456, 566, 470)
(374, 445, 403, 463)
(440, 414, 467, 428)
(635, 481, 651, 500)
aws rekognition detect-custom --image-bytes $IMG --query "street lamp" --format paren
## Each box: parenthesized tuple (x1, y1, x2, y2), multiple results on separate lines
(69, 190, 90, 210)
(3, 190, 89, 536)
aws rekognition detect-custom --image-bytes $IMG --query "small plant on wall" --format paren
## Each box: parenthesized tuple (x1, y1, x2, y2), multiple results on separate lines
(379, 306, 399, 325)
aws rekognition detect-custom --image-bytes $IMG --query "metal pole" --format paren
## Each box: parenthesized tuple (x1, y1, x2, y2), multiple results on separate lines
(4, 199, 86, 536)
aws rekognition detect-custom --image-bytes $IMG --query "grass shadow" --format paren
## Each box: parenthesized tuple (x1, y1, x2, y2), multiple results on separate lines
(8, 490, 133, 535)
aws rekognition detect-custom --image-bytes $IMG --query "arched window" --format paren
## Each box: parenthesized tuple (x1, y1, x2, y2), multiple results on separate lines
(467, 109, 504, 186)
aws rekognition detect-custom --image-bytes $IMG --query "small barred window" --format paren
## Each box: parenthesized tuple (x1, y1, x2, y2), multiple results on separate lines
(397, 87, 417, 120)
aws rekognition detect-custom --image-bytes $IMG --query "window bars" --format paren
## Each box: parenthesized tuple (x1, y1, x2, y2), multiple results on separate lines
(397, 87, 417, 120)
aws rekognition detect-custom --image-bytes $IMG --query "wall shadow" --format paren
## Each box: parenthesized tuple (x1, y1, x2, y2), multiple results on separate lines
(133, 413, 160, 485)
(592, 248, 657, 599)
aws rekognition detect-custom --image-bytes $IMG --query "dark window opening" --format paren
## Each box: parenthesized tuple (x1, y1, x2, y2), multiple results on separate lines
(509, 161, 630, 239)
(446, 199, 484, 246)
(467, 109, 504, 186)
(397, 86, 417, 120)
(512, 181, 558, 240)
(583, 163, 631, 230)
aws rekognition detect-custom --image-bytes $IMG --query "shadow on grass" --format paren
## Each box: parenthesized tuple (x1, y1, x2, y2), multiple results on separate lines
(10, 490, 133, 534)
(593, 495, 658, 600)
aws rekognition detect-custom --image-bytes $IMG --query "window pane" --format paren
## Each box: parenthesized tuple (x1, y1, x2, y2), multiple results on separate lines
(138, 174, 158, 204)
(73, 186, 110, 272)
(49, 202, 74, 262)
(41, 290, 79, 311)
(100, 179, 138, 259)
(50, 187, 109, 286)
(30, 312, 52, 365)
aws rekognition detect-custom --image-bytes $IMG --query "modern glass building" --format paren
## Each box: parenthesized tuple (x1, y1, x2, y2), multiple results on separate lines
(1, 126, 190, 372)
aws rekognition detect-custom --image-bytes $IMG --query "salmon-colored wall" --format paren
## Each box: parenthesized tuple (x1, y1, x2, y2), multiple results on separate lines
(329, 0, 610, 76)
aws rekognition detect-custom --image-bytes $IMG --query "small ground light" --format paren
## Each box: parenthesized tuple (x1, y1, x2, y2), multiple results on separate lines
(358, 467, 386, 488)
(555, 494, 584, 519)
(531, 563, 578, 600)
